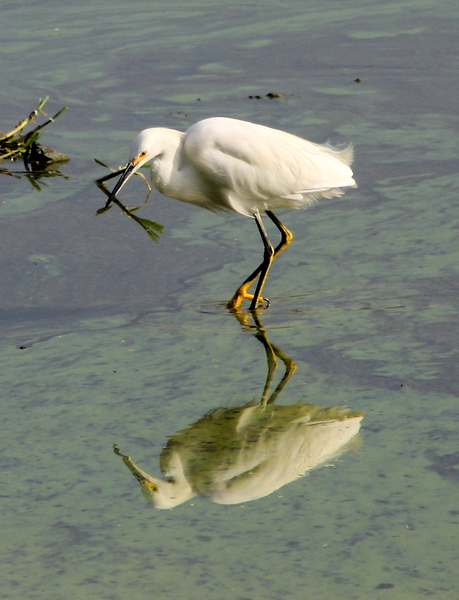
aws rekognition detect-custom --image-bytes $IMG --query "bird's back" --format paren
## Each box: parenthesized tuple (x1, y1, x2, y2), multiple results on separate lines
(181, 117, 355, 216)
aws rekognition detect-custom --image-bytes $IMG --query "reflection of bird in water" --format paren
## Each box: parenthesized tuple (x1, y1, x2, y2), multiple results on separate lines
(114, 314, 363, 509)
(103, 117, 355, 310)
(115, 404, 362, 509)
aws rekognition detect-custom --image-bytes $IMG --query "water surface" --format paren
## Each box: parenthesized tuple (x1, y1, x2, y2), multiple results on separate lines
(1, 1, 459, 599)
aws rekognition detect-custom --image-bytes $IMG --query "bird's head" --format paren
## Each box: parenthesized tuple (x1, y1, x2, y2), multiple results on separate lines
(139, 477, 195, 509)
(117, 446, 196, 509)
(103, 128, 162, 209)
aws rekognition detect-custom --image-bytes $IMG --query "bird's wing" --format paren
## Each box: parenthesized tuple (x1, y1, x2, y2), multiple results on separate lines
(182, 118, 355, 215)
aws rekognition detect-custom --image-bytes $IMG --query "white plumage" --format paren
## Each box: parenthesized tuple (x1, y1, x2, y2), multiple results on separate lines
(105, 117, 356, 310)
(114, 403, 363, 509)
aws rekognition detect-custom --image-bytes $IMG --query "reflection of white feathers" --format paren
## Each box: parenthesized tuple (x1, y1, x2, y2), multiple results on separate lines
(116, 403, 363, 509)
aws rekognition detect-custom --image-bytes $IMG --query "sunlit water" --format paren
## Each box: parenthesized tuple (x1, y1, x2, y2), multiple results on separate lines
(1, 1, 459, 599)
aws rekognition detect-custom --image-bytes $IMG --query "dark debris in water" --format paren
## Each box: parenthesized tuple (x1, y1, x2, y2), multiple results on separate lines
(0, 96, 69, 187)
(248, 92, 286, 99)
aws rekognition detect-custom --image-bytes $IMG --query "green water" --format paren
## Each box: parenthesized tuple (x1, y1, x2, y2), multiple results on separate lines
(1, 0, 459, 598)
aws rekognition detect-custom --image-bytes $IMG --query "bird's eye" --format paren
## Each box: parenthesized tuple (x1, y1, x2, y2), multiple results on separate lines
(140, 151, 147, 158)
(140, 479, 159, 493)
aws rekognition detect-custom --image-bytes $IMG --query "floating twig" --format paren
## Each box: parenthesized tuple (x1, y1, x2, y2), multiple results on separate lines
(0, 97, 68, 172)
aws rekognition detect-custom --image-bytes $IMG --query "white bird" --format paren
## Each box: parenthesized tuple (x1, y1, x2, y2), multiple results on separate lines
(114, 403, 363, 509)
(104, 117, 356, 310)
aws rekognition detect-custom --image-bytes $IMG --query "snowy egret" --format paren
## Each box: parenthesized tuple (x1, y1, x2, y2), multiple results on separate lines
(104, 117, 356, 310)
(114, 404, 362, 509)
(114, 314, 363, 508)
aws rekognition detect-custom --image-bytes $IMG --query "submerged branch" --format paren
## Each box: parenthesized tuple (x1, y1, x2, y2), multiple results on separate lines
(0, 97, 69, 181)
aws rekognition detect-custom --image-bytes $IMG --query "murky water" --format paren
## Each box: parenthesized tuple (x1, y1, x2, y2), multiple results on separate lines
(1, 0, 459, 598)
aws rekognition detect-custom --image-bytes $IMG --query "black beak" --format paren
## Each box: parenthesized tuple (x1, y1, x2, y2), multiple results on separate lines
(104, 162, 136, 209)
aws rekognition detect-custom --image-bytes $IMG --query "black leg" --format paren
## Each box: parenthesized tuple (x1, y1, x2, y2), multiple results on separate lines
(226, 210, 294, 311)
(249, 211, 275, 310)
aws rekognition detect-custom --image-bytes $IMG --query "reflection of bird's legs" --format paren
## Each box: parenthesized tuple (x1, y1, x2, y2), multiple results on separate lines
(227, 210, 293, 311)
(265, 342, 297, 405)
(254, 328, 279, 405)
(251, 311, 297, 407)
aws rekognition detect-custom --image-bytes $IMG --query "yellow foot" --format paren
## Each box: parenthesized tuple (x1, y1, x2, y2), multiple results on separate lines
(226, 288, 269, 311)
